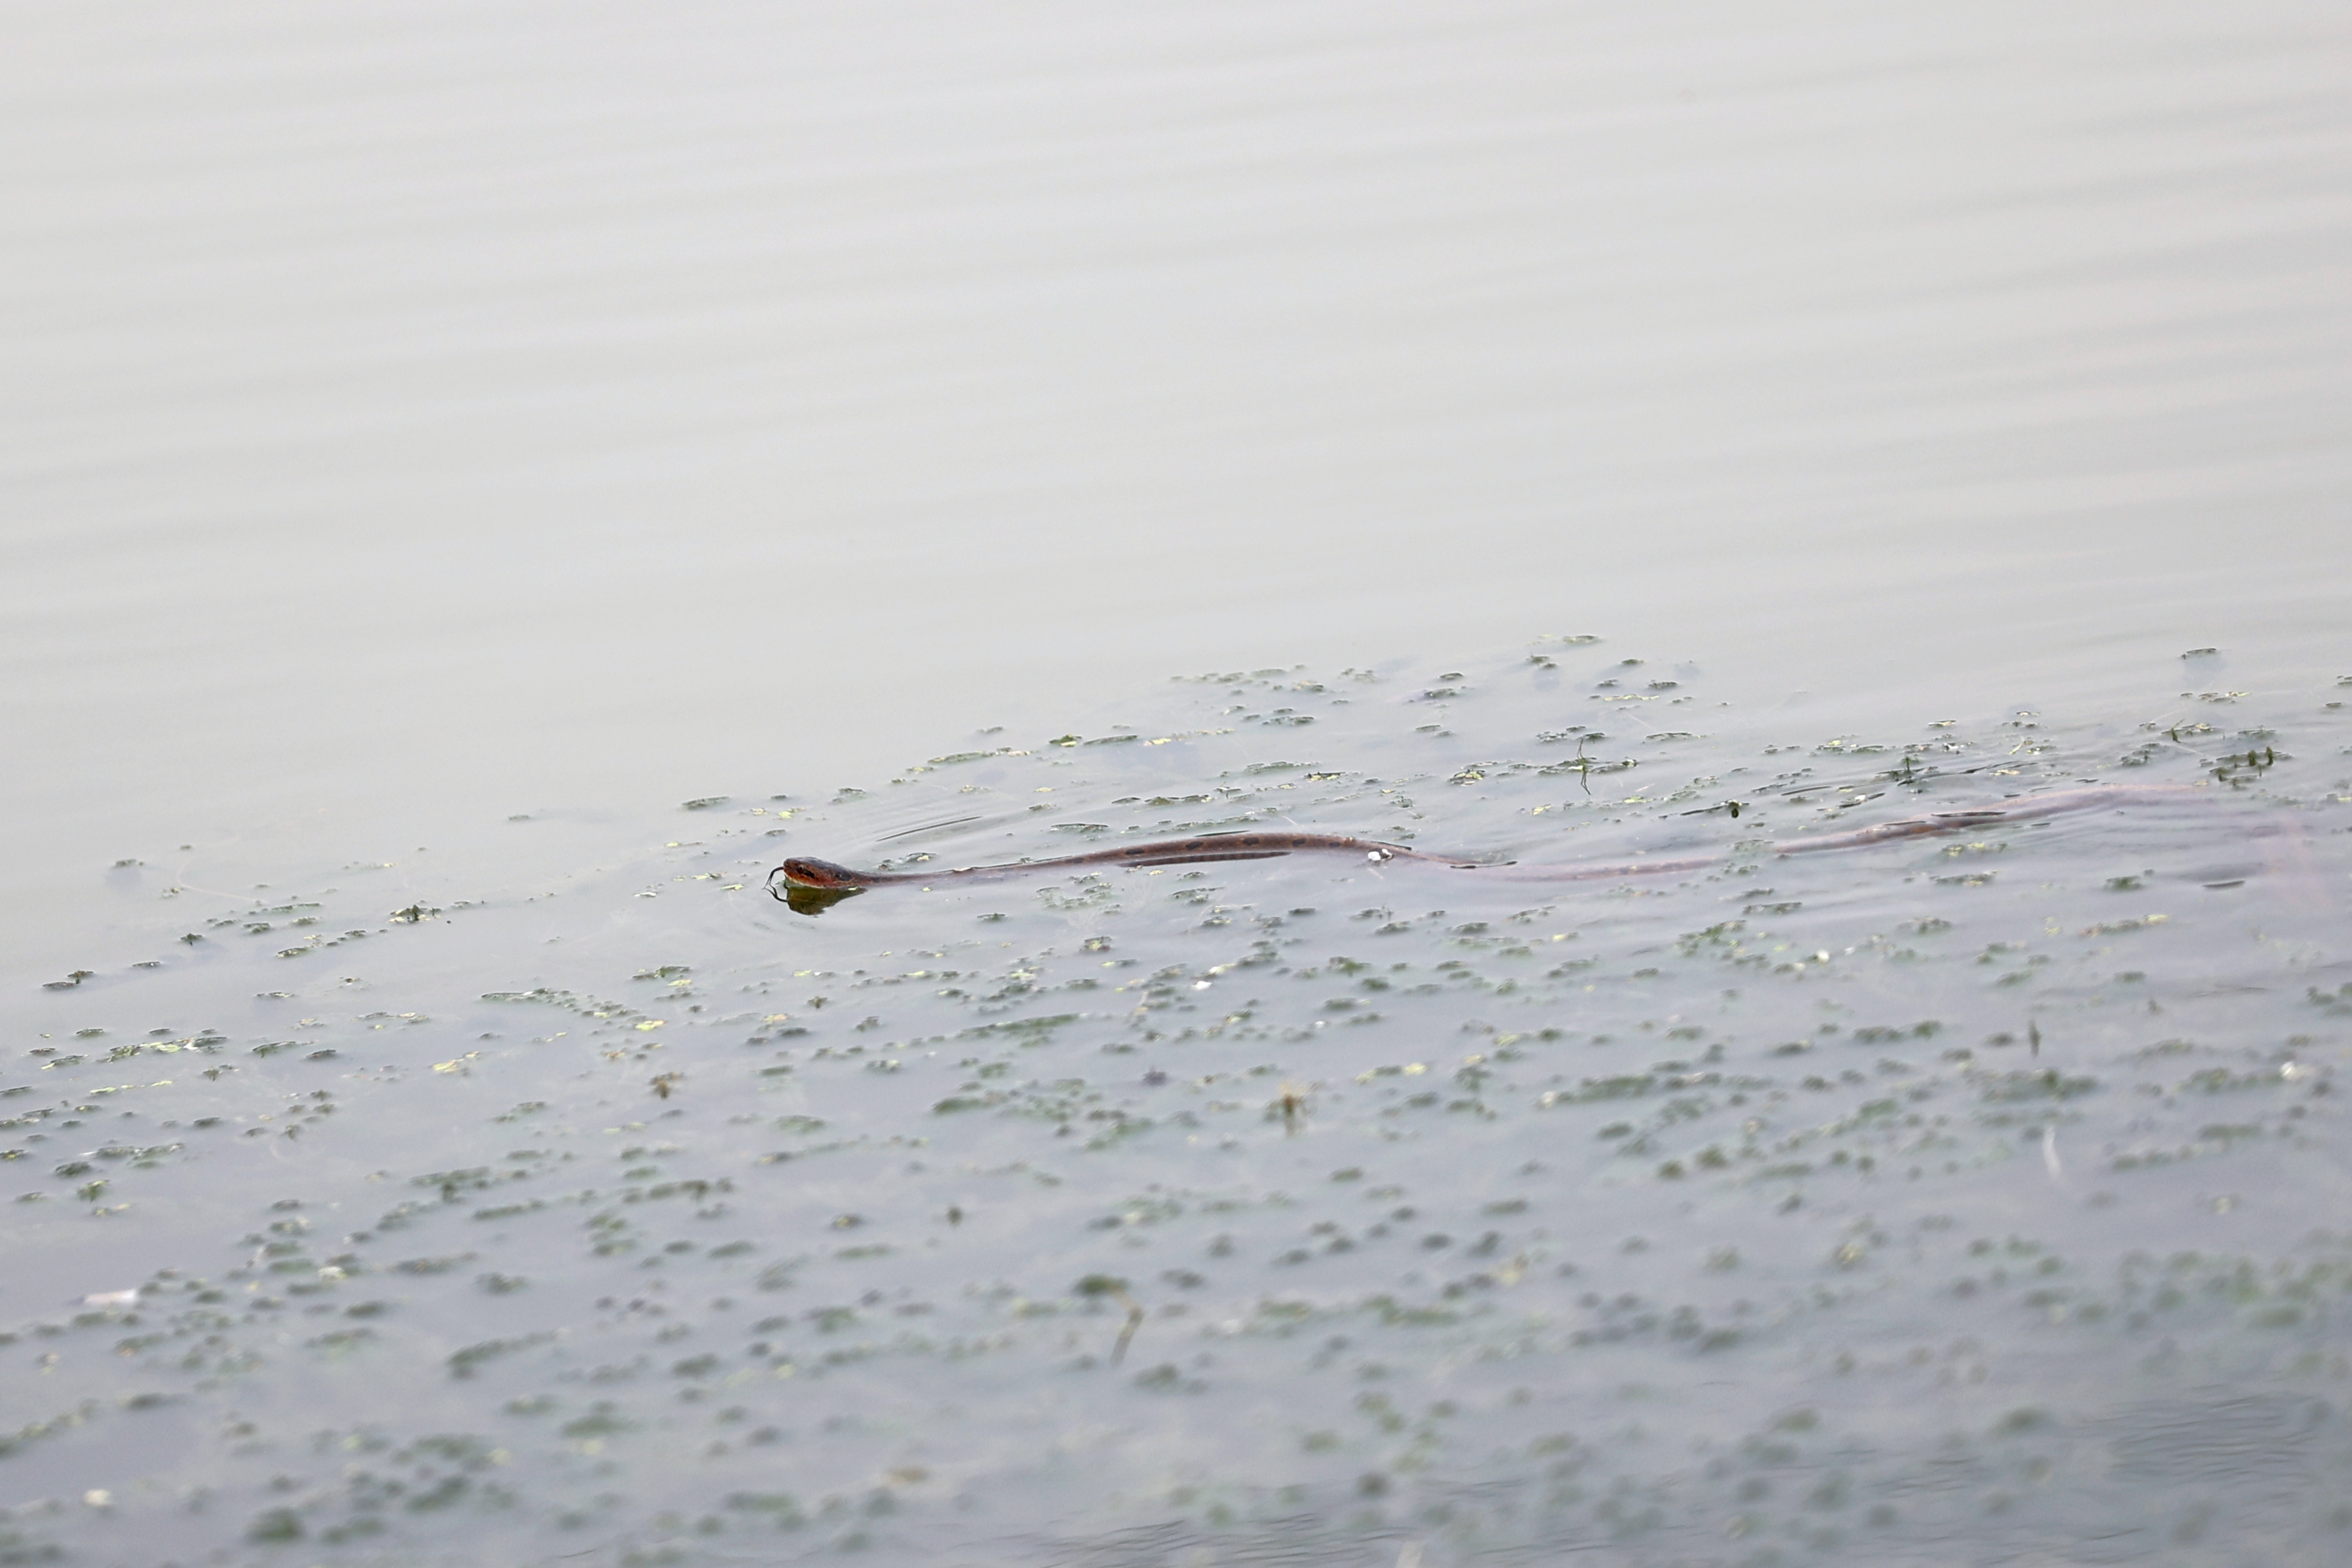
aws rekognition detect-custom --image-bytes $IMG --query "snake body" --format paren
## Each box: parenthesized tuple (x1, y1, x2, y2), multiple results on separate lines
(778, 831, 1477, 891)
(771, 784, 2197, 902)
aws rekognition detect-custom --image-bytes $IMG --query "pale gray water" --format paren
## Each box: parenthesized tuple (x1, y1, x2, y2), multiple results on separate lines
(3, 2, 2349, 1563)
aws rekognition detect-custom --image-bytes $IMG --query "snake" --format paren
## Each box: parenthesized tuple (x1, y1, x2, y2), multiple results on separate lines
(769, 783, 2201, 906)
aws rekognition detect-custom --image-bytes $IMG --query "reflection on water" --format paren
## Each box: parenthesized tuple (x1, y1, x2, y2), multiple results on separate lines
(3, 645, 2346, 1563)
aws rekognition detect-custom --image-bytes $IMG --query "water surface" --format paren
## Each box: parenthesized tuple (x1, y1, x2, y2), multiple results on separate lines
(4, 2, 2350, 1563)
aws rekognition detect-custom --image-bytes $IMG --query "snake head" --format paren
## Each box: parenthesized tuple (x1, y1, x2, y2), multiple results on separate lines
(768, 859, 871, 915)
(773, 857, 870, 889)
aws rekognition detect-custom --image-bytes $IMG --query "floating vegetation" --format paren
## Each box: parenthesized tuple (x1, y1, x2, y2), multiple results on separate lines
(3, 643, 2347, 1564)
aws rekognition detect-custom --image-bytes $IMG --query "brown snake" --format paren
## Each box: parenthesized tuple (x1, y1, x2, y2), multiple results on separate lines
(769, 784, 2204, 907)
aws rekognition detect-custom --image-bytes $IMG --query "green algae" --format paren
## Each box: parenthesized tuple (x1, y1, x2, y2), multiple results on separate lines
(3, 645, 2349, 1565)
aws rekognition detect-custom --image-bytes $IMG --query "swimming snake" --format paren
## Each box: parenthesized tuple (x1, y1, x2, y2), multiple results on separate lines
(768, 784, 2202, 909)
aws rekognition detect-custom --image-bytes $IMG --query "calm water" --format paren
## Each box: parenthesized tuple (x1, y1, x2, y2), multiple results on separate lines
(5, 3, 2349, 1563)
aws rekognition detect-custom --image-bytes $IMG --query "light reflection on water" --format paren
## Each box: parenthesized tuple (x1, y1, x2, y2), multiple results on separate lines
(7, 0, 2350, 957)
(3, 647, 2346, 1563)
